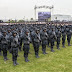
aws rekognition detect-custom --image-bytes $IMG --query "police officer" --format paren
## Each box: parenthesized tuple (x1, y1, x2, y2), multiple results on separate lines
(32, 28, 40, 58)
(56, 27, 61, 50)
(18, 29, 22, 51)
(40, 27, 48, 54)
(10, 31, 19, 66)
(1, 31, 9, 61)
(49, 28, 57, 52)
(66, 26, 72, 46)
(61, 26, 66, 48)
(7, 29, 12, 53)
(22, 29, 30, 62)
(47, 27, 50, 47)
(0, 31, 2, 55)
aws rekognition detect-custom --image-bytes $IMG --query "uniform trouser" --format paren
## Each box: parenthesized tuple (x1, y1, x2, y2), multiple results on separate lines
(23, 44, 30, 58)
(67, 36, 71, 44)
(2, 44, 8, 57)
(50, 40, 54, 50)
(48, 39, 50, 46)
(0, 48, 1, 52)
(62, 37, 66, 46)
(8, 42, 11, 52)
(0, 48, 1, 53)
(19, 40, 22, 51)
(0, 44, 2, 52)
(12, 48, 18, 61)
(3, 49, 7, 57)
(42, 44, 46, 52)
(57, 38, 60, 48)
(34, 42, 39, 56)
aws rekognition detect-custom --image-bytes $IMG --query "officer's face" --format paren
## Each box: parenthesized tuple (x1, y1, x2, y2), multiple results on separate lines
(44, 29, 46, 32)
(36, 30, 39, 34)
(13, 33, 16, 37)
(19, 30, 21, 32)
(52, 29, 55, 31)
(26, 32, 29, 35)
(8, 30, 10, 33)
(4, 32, 6, 36)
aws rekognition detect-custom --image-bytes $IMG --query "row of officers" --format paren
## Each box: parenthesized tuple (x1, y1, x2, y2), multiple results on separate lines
(0, 24, 72, 66)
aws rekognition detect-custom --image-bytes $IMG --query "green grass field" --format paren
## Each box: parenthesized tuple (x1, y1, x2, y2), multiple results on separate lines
(0, 39, 72, 72)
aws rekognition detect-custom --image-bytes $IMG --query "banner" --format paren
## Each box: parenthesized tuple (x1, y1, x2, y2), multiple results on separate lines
(38, 12, 51, 21)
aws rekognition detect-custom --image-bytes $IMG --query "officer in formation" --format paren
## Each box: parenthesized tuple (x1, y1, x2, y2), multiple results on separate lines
(10, 31, 19, 66)
(22, 29, 30, 62)
(18, 28, 22, 51)
(40, 27, 48, 54)
(1, 31, 9, 61)
(66, 25, 72, 46)
(61, 25, 66, 48)
(49, 27, 57, 52)
(56, 26, 61, 50)
(0, 31, 2, 55)
(0, 23, 72, 66)
(7, 29, 12, 53)
(32, 28, 40, 58)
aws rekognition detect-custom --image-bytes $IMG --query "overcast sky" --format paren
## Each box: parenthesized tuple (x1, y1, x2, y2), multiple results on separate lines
(0, 0, 72, 20)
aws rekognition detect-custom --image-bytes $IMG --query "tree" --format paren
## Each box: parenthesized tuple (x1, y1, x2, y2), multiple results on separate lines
(30, 18, 33, 21)
(18, 20, 25, 23)
(0, 20, 3, 23)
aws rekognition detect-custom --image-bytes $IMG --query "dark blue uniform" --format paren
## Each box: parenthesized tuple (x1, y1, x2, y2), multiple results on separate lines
(22, 29, 30, 62)
(49, 28, 56, 52)
(10, 32, 19, 66)
(61, 28, 66, 48)
(32, 29, 40, 58)
(66, 26, 72, 46)
(0, 32, 2, 55)
(40, 28, 48, 54)
(56, 28, 61, 49)
(1, 31, 9, 61)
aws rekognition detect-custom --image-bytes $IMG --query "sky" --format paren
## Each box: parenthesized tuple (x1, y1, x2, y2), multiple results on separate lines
(0, 0, 72, 20)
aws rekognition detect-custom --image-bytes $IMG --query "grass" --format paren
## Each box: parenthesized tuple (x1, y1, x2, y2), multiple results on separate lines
(0, 39, 72, 72)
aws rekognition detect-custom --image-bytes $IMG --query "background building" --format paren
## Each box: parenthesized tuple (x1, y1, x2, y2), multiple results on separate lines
(52, 14, 72, 22)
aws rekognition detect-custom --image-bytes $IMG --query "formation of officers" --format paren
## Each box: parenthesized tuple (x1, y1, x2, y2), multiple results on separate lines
(0, 23, 72, 66)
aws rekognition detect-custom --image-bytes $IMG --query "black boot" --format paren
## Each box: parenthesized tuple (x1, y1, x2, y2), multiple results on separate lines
(62, 45, 65, 48)
(57, 46, 60, 50)
(43, 51, 48, 54)
(51, 48, 55, 52)
(51, 49, 55, 52)
(13, 61, 16, 66)
(25, 58, 28, 62)
(4, 57, 6, 61)
(43, 51, 46, 54)
(36, 55, 40, 58)
(6, 56, 9, 60)
(68, 43, 71, 46)
(27, 58, 30, 62)
(57, 47, 60, 50)
(15, 60, 19, 65)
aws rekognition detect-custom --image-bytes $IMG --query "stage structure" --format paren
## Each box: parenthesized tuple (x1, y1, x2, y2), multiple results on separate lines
(34, 5, 54, 21)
